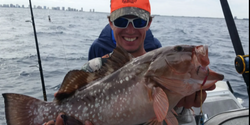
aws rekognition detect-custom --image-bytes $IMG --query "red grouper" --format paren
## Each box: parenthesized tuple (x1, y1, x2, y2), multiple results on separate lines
(3, 45, 224, 125)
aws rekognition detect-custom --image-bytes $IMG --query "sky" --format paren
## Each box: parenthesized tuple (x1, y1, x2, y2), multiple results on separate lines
(0, 0, 249, 19)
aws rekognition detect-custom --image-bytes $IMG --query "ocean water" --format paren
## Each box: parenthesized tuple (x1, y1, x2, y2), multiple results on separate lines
(0, 8, 249, 124)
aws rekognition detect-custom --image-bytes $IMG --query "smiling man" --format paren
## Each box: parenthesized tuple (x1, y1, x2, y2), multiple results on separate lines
(44, 0, 215, 124)
(108, 0, 152, 58)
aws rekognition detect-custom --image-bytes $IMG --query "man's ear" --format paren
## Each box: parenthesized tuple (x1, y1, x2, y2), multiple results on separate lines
(109, 19, 114, 30)
(146, 20, 152, 31)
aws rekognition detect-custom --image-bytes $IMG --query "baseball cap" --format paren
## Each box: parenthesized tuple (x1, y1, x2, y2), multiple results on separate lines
(110, 0, 151, 22)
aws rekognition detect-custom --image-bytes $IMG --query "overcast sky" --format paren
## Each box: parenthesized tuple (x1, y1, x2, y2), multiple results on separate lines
(0, 0, 249, 19)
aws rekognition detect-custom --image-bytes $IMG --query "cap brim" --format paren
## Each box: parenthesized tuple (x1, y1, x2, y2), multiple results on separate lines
(110, 7, 150, 21)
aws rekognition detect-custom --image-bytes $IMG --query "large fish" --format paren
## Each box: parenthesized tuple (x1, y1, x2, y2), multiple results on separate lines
(3, 45, 224, 125)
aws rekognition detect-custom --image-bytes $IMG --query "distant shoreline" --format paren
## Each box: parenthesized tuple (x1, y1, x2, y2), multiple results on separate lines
(0, 7, 249, 20)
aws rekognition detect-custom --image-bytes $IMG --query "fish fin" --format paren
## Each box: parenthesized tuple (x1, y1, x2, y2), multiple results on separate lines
(171, 109, 178, 116)
(2, 93, 46, 125)
(55, 46, 132, 102)
(152, 87, 169, 122)
(165, 111, 179, 125)
(103, 46, 133, 71)
(55, 70, 91, 102)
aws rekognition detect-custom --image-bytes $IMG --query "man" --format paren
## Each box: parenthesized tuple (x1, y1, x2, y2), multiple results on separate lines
(45, 0, 215, 124)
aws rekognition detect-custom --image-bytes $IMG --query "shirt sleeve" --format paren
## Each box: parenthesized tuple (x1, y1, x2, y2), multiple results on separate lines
(82, 53, 112, 72)
(154, 37, 162, 48)
(81, 57, 103, 72)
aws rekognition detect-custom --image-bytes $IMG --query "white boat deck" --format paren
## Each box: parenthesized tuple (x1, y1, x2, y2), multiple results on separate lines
(178, 81, 248, 125)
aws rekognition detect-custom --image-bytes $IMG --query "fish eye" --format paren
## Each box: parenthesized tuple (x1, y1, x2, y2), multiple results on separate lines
(174, 46, 183, 52)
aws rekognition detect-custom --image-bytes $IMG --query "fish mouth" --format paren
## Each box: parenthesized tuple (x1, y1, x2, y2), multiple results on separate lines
(196, 66, 209, 76)
(196, 65, 224, 85)
(194, 45, 224, 85)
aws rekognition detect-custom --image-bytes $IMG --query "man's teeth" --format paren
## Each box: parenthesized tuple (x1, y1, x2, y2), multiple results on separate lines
(124, 37, 136, 41)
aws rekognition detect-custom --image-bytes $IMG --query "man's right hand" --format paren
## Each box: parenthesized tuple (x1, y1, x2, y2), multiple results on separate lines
(44, 112, 93, 125)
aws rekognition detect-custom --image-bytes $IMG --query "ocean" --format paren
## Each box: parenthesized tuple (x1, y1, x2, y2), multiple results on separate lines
(0, 7, 249, 125)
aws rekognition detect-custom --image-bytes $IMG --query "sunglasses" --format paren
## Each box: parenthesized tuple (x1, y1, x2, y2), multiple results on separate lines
(112, 17, 149, 29)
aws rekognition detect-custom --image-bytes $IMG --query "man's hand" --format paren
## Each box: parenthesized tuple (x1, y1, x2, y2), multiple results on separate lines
(176, 84, 216, 108)
(44, 113, 93, 125)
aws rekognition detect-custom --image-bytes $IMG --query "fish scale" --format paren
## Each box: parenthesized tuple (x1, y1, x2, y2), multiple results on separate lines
(3, 45, 224, 125)
(68, 70, 147, 124)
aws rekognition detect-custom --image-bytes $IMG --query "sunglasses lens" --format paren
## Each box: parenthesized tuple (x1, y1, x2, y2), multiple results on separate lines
(113, 18, 128, 28)
(133, 18, 147, 28)
(113, 17, 148, 28)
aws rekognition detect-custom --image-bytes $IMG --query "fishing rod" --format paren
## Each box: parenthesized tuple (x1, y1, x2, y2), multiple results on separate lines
(28, 0, 47, 101)
(220, 0, 249, 96)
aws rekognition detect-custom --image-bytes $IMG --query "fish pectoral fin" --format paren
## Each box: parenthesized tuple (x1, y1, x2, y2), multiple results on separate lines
(152, 87, 169, 122)
(171, 109, 178, 116)
(165, 111, 179, 125)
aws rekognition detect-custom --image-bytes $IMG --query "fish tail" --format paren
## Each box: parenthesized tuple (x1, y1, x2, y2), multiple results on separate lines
(3, 93, 47, 125)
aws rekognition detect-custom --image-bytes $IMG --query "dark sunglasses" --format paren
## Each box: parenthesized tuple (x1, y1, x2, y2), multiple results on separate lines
(112, 17, 148, 29)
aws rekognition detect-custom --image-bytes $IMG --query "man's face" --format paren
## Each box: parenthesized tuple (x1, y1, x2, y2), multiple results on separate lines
(109, 15, 152, 55)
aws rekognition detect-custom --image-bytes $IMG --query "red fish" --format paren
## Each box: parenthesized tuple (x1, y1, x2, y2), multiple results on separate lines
(3, 45, 224, 125)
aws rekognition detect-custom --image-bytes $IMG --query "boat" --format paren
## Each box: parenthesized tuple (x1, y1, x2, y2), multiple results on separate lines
(177, 81, 249, 125)
(178, 0, 249, 124)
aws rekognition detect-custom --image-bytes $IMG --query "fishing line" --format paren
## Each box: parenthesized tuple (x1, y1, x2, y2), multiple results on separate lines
(49, 21, 70, 70)
(166, 67, 210, 124)
(41, 9, 69, 68)
(198, 68, 209, 125)
(41, 7, 70, 71)
(198, 87, 205, 125)
(49, 11, 88, 71)
(163, 109, 207, 124)
(43, 11, 72, 91)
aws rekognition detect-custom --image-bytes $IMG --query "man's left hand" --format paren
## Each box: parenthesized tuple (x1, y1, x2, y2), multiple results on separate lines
(176, 84, 216, 108)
